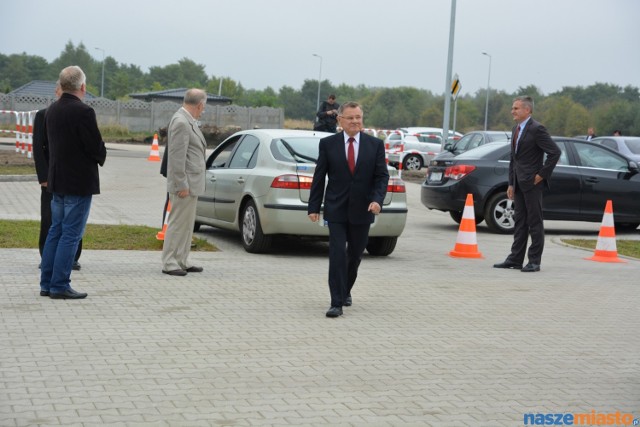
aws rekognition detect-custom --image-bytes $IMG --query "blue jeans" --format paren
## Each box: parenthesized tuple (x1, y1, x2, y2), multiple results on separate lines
(40, 193, 92, 293)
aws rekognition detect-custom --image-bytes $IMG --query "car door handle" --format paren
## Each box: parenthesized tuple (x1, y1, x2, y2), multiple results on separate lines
(585, 177, 599, 184)
(208, 176, 216, 182)
(236, 177, 245, 184)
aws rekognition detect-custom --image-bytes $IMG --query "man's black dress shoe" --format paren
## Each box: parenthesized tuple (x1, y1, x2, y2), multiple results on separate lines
(344, 296, 352, 307)
(162, 269, 187, 276)
(326, 306, 343, 318)
(493, 261, 523, 269)
(72, 261, 81, 271)
(49, 288, 88, 299)
(521, 263, 541, 272)
(40, 291, 50, 297)
(185, 266, 203, 273)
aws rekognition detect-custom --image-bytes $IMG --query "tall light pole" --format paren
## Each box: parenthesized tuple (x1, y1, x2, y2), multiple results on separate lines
(95, 47, 105, 98)
(482, 51, 492, 131)
(312, 54, 322, 112)
(441, 0, 456, 151)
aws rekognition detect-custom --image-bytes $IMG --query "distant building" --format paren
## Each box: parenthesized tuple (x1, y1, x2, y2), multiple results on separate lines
(9, 80, 98, 99)
(129, 88, 232, 105)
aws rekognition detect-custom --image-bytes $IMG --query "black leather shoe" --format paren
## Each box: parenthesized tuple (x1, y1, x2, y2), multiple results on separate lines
(185, 266, 203, 273)
(521, 263, 541, 272)
(72, 261, 81, 271)
(493, 261, 523, 269)
(344, 296, 352, 307)
(40, 290, 50, 297)
(162, 269, 187, 276)
(49, 288, 88, 299)
(326, 306, 343, 318)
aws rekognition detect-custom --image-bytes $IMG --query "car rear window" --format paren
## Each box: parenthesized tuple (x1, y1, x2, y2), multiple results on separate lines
(456, 142, 509, 159)
(270, 137, 321, 163)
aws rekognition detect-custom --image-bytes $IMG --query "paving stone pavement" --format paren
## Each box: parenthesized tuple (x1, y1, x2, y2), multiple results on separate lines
(1, 142, 639, 426)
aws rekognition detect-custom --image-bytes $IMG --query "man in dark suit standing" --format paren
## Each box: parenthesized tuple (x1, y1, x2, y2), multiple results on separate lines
(494, 96, 561, 273)
(32, 81, 82, 271)
(308, 101, 389, 317)
(40, 66, 106, 299)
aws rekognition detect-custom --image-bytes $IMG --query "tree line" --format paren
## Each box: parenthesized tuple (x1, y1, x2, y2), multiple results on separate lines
(2, 41, 639, 136)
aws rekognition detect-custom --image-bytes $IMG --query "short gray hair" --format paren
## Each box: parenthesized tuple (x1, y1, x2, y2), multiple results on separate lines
(58, 66, 86, 92)
(338, 101, 362, 115)
(514, 96, 534, 113)
(184, 88, 207, 106)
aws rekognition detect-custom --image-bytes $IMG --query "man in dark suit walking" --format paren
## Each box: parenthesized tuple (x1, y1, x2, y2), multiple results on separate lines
(308, 101, 389, 317)
(32, 81, 82, 271)
(493, 96, 561, 273)
(40, 66, 106, 299)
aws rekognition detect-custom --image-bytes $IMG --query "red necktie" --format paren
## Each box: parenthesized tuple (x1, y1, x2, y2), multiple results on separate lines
(512, 126, 520, 152)
(347, 137, 355, 174)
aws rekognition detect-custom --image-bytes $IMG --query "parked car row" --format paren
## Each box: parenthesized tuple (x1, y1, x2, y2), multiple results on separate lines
(421, 138, 640, 233)
(192, 128, 639, 255)
(385, 127, 463, 170)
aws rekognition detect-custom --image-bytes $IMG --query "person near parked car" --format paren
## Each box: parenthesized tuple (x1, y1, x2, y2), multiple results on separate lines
(40, 66, 107, 299)
(586, 127, 597, 141)
(493, 96, 561, 273)
(613, 130, 622, 136)
(33, 81, 83, 272)
(308, 101, 389, 317)
(161, 89, 207, 276)
(313, 94, 340, 133)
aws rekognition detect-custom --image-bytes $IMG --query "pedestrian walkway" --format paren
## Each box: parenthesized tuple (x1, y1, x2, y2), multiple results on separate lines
(1, 142, 639, 426)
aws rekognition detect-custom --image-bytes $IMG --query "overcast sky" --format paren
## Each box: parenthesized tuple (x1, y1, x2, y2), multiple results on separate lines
(2, 0, 639, 97)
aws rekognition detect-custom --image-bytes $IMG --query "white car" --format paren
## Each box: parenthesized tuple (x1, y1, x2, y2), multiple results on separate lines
(194, 129, 408, 255)
(386, 127, 463, 170)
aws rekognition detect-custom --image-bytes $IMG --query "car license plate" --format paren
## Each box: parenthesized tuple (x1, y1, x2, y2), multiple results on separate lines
(430, 172, 442, 182)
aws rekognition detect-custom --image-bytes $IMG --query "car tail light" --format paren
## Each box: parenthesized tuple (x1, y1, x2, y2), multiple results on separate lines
(387, 177, 406, 193)
(271, 174, 313, 189)
(444, 164, 476, 180)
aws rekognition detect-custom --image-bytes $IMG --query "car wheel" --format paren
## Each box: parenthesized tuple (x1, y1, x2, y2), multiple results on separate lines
(449, 210, 484, 225)
(615, 222, 639, 232)
(402, 155, 423, 171)
(240, 200, 272, 253)
(366, 236, 397, 256)
(484, 192, 515, 234)
(193, 222, 201, 232)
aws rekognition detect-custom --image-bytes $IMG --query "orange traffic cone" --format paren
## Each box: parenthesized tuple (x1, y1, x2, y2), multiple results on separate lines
(585, 200, 626, 263)
(148, 133, 161, 162)
(449, 193, 483, 258)
(156, 200, 171, 241)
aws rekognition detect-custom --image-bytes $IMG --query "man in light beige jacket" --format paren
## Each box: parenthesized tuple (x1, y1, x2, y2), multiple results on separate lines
(161, 89, 207, 276)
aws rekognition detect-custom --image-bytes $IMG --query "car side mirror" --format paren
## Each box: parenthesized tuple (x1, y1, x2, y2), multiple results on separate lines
(629, 161, 639, 174)
(444, 143, 453, 152)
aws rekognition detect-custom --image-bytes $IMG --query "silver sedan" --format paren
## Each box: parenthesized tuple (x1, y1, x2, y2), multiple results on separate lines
(195, 129, 408, 255)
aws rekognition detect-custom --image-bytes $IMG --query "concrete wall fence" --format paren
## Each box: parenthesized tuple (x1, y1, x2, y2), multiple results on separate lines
(0, 94, 284, 132)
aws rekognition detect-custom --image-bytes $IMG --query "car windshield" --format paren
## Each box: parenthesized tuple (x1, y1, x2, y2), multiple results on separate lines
(456, 142, 509, 159)
(624, 138, 640, 154)
(271, 137, 320, 163)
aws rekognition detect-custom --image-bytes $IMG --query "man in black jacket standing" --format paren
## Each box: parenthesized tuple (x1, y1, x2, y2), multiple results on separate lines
(40, 66, 106, 299)
(314, 94, 339, 133)
(32, 81, 82, 271)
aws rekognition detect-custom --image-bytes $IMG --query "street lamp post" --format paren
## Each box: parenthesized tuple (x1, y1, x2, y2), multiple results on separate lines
(482, 52, 492, 131)
(312, 54, 322, 112)
(95, 47, 105, 98)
